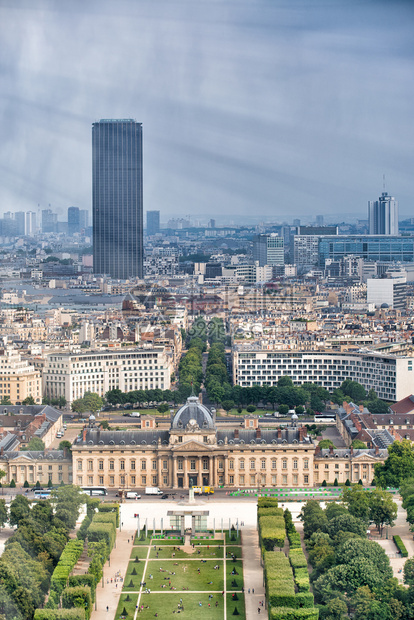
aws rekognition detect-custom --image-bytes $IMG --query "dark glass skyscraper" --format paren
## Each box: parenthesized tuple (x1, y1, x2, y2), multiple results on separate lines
(92, 119, 143, 279)
(146, 210, 160, 236)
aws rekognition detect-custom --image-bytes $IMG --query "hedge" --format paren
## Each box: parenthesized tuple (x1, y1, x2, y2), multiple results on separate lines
(265, 552, 296, 607)
(258, 497, 279, 508)
(270, 608, 319, 620)
(259, 515, 286, 550)
(34, 611, 86, 620)
(50, 540, 84, 596)
(98, 502, 119, 527)
(69, 575, 96, 602)
(62, 586, 92, 620)
(293, 568, 310, 593)
(92, 511, 117, 530)
(393, 535, 408, 557)
(258, 507, 284, 519)
(287, 531, 302, 549)
(295, 592, 314, 608)
(87, 522, 116, 550)
(289, 548, 308, 569)
(76, 516, 91, 541)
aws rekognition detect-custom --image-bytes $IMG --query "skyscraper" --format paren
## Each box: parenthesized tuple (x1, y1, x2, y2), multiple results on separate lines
(253, 234, 284, 267)
(146, 210, 160, 236)
(368, 191, 398, 235)
(68, 206, 80, 236)
(92, 119, 143, 279)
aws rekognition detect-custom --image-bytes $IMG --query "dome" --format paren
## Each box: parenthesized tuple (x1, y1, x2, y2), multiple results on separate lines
(381, 303, 389, 309)
(172, 396, 215, 430)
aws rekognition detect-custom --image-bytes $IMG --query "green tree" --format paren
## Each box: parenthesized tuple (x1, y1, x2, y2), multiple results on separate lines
(222, 400, 235, 412)
(9, 495, 30, 527)
(404, 557, 414, 586)
(323, 597, 348, 620)
(374, 439, 414, 488)
(22, 396, 35, 405)
(327, 513, 367, 539)
(341, 485, 371, 522)
(278, 404, 289, 415)
(368, 488, 397, 535)
(0, 499, 8, 527)
(0, 396, 11, 405)
(340, 380, 366, 402)
(351, 439, 367, 449)
(58, 440, 72, 452)
(21, 437, 45, 452)
(318, 439, 335, 449)
(300, 500, 328, 539)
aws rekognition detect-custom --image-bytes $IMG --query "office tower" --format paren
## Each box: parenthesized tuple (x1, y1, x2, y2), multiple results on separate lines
(25, 211, 37, 236)
(316, 215, 324, 226)
(68, 206, 80, 236)
(42, 209, 57, 233)
(146, 210, 160, 236)
(367, 275, 406, 309)
(92, 119, 143, 279)
(14, 212, 25, 236)
(253, 234, 284, 267)
(79, 209, 89, 230)
(368, 191, 398, 235)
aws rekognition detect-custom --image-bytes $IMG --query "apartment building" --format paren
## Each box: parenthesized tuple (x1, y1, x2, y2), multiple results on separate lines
(0, 346, 42, 404)
(232, 346, 414, 401)
(43, 347, 171, 405)
(0, 449, 72, 486)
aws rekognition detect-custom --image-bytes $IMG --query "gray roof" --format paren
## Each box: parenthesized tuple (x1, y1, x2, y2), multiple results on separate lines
(316, 447, 389, 459)
(0, 433, 20, 452)
(76, 429, 170, 447)
(171, 397, 215, 431)
(0, 449, 70, 462)
(217, 428, 312, 446)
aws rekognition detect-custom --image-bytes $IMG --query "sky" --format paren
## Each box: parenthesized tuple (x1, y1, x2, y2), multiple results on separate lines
(1, 0, 413, 225)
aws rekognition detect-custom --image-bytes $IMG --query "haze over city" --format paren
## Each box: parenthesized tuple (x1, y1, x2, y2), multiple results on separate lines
(1, 0, 413, 223)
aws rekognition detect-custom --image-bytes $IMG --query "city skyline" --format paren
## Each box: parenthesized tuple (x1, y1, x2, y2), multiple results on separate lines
(0, 1, 413, 221)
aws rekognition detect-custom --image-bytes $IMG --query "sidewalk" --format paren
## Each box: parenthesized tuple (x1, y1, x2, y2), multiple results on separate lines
(242, 527, 265, 618)
(90, 527, 135, 619)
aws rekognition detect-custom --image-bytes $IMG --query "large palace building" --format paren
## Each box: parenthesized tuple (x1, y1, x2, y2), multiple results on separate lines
(71, 396, 385, 491)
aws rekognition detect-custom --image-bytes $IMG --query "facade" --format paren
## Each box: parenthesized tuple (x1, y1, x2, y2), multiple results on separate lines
(92, 119, 143, 279)
(318, 235, 414, 267)
(0, 346, 42, 404)
(72, 397, 316, 490)
(43, 347, 171, 405)
(232, 347, 414, 401)
(369, 191, 398, 235)
(146, 210, 160, 236)
(293, 235, 319, 271)
(314, 446, 386, 486)
(68, 206, 80, 236)
(0, 405, 63, 449)
(253, 234, 284, 267)
(367, 276, 407, 309)
(0, 450, 72, 486)
(42, 209, 57, 234)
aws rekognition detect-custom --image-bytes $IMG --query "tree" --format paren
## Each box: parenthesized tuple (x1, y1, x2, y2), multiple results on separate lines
(0, 499, 8, 527)
(318, 439, 335, 449)
(340, 380, 366, 402)
(9, 495, 30, 526)
(327, 514, 367, 539)
(300, 500, 328, 539)
(58, 440, 72, 452)
(21, 437, 45, 452)
(222, 400, 235, 412)
(22, 396, 35, 405)
(0, 396, 11, 405)
(404, 557, 414, 586)
(278, 404, 289, 415)
(368, 488, 397, 535)
(341, 485, 371, 522)
(323, 596, 348, 620)
(374, 439, 414, 488)
(351, 439, 367, 449)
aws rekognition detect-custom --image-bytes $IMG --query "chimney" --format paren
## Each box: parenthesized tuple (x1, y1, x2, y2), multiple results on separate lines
(350, 446, 354, 455)
(315, 445, 321, 456)
(329, 445, 334, 455)
(298, 426, 306, 441)
(234, 429, 239, 439)
(277, 429, 282, 439)
(0, 447, 3, 456)
(82, 427, 87, 442)
(375, 445, 379, 455)
(256, 428, 261, 439)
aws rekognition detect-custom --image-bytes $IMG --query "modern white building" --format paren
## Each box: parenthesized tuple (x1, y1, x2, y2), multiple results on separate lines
(232, 346, 414, 401)
(367, 276, 406, 309)
(43, 347, 171, 404)
(368, 191, 398, 235)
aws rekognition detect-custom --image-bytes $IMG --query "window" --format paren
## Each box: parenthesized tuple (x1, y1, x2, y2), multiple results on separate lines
(141, 460, 146, 470)
(240, 460, 245, 470)
(250, 475, 256, 485)
(163, 460, 168, 470)
(77, 476, 83, 485)
(229, 459, 234, 470)
(178, 436, 183, 443)
(293, 459, 298, 470)
(303, 459, 309, 470)
(120, 460, 125, 470)
(315, 464, 319, 470)
(87, 460, 93, 471)
(109, 476, 114, 485)
(261, 459, 266, 470)
(271, 459, 277, 469)
(163, 475, 168, 485)
(77, 460, 82, 471)
(203, 436, 208, 443)
(109, 460, 114, 471)
(98, 460, 104, 470)
(99, 476, 104, 485)
(282, 475, 287, 485)
(282, 459, 287, 470)
(131, 475, 136, 485)
(293, 474, 298, 485)
(120, 475, 125, 485)
(218, 460, 223, 469)
(88, 476, 93, 485)
(142, 475, 147, 485)
(325, 464, 329, 470)
(131, 460, 136, 470)
(190, 459, 196, 471)
(178, 459, 183, 471)
(250, 459, 256, 470)
(229, 475, 234, 484)
(304, 474, 309, 484)
(203, 458, 208, 470)
(152, 460, 157, 470)
(239, 475, 245, 485)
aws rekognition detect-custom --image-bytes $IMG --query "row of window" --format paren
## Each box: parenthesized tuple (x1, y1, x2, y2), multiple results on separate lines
(77, 457, 310, 471)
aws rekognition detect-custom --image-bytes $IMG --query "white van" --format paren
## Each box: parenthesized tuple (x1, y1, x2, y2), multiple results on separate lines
(130, 412, 140, 418)
(125, 491, 141, 499)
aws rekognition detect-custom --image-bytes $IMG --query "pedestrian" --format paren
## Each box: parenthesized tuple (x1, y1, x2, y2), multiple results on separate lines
(128, 538, 130, 543)
(248, 588, 250, 594)
(252, 588, 255, 594)
(106, 606, 109, 612)
(258, 608, 261, 614)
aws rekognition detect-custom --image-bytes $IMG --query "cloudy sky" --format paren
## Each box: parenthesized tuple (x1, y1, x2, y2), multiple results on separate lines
(1, 0, 413, 224)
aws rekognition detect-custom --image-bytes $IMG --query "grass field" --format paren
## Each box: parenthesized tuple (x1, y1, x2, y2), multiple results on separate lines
(116, 535, 245, 619)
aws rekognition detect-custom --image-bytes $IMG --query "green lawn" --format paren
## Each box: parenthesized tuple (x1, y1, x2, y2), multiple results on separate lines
(123, 560, 146, 590)
(135, 592, 225, 619)
(149, 545, 223, 559)
(226, 560, 244, 589)
(145, 559, 224, 591)
(227, 592, 246, 619)
(115, 592, 139, 618)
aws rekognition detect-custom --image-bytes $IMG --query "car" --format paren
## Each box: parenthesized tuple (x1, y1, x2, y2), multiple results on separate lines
(123, 403, 133, 409)
(161, 494, 169, 499)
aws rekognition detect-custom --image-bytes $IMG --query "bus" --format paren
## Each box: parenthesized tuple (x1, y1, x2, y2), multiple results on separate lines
(34, 489, 52, 499)
(80, 486, 108, 496)
(314, 413, 336, 424)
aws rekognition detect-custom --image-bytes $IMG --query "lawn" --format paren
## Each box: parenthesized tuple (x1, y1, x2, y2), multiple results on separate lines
(134, 532, 183, 545)
(135, 592, 225, 619)
(227, 592, 246, 619)
(145, 559, 224, 591)
(123, 559, 146, 590)
(226, 559, 244, 589)
(149, 545, 224, 559)
(115, 591, 139, 619)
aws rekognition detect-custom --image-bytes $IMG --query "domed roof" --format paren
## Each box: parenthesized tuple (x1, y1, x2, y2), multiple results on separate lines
(172, 396, 215, 430)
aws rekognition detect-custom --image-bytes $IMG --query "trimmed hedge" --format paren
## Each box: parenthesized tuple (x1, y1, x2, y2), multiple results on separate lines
(393, 535, 408, 557)
(270, 608, 319, 619)
(76, 516, 91, 541)
(87, 522, 116, 550)
(258, 497, 279, 508)
(34, 611, 86, 620)
(258, 507, 284, 519)
(50, 540, 84, 596)
(259, 515, 286, 550)
(98, 502, 119, 527)
(295, 592, 314, 608)
(289, 548, 308, 569)
(62, 586, 92, 620)
(265, 552, 296, 608)
(293, 568, 310, 593)
(69, 575, 96, 602)
(287, 531, 302, 548)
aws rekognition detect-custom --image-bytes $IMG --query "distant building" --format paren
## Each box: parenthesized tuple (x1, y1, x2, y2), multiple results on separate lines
(318, 235, 414, 267)
(68, 206, 80, 236)
(367, 276, 406, 310)
(369, 191, 398, 235)
(42, 209, 57, 233)
(25, 211, 37, 235)
(316, 215, 324, 226)
(92, 119, 143, 279)
(79, 209, 89, 230)
(253, 234, 284, 267)
(14, 212, 26, 236)
(298, 226, 338, 236)
(0, 346, 42, 404)
(146, 210, 160, 236)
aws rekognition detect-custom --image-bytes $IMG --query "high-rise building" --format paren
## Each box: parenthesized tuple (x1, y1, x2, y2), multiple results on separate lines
(42, 209, 57, 233)
(368, 191, 398, 235)
(14, 212, 26, 236)
(253, 234, 284, 267)
(25, 211, 37, 236)
(92, 119, 143, 279)
(79, 209, 89, 230)
(68, 206, 80, 236)
(146, 210, 160, 236)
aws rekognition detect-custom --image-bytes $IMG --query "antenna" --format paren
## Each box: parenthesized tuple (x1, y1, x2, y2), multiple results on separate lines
(383, 174, 386, 192)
